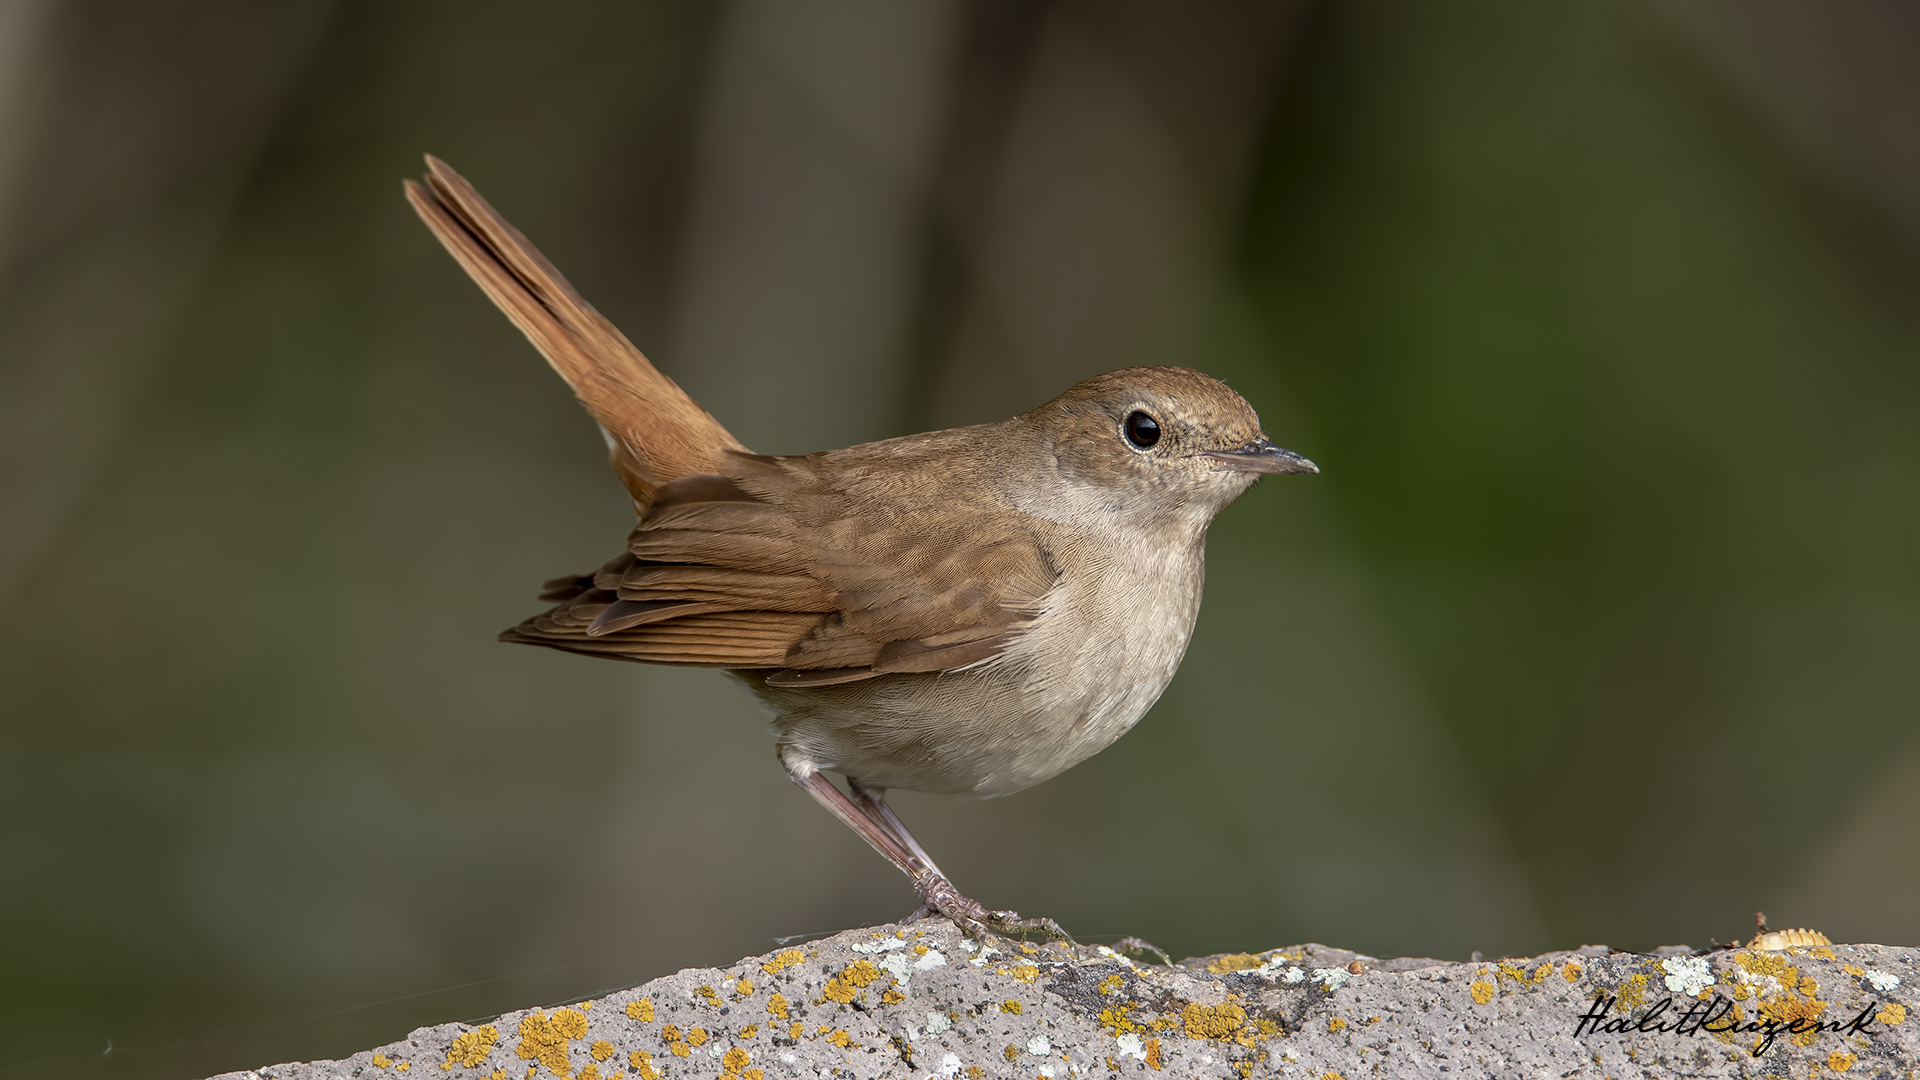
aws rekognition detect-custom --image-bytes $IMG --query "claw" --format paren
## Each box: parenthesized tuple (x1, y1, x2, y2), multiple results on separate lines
(1107, 935, 1173, 966)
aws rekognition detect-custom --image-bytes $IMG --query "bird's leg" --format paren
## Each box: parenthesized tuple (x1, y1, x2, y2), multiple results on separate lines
(843, 778, 1075, 945)
(781, 755, 988, 930)
(844, 779, 953, 924)
(845, 779, 949, 881)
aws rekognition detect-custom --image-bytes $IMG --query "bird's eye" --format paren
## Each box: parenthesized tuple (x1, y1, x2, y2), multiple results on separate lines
(1123, 411, 1160, 449)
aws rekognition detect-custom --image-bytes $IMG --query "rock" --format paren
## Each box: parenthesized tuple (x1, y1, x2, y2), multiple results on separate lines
(206, 923, 1918, 1079)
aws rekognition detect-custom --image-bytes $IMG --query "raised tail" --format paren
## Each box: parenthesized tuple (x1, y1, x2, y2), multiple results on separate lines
(403, 155, 747, 508)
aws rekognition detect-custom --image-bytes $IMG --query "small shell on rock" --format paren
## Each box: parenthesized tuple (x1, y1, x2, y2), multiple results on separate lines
(1749, 928, 1832, 951)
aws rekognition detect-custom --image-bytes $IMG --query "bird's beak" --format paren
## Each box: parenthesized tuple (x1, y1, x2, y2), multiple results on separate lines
(1199, 438, 1319, 475)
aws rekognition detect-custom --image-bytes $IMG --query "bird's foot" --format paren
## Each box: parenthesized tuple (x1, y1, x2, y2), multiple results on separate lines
(907, 877, 1074, 946)
(911, 874, 990, 931)
(978, 909, 1077, 946)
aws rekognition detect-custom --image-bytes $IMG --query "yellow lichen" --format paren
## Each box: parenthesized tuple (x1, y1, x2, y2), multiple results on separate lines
(1843, 963, 1865, 976)
(1755, 992, 1829, 1048)
(1099, 1004, 1139, 1036)
(913, 944, 929, 956)
(1616, 974, 1650, 1011)
(628, 1050, 660, 1080)
(820, 960, 883, 1004)
(1098, 974, 1126, 996)
(735, 979, 755, 996)
(738, 1024, 758, 1038)
(1327, 1017, 1345, 1034)
(1001, 1000, 1023, 1014)
(661, 1025, 681, 1042)
(687, 1026, 709, 1047)
(514, 1011, 586, 1075)
(1877, 1003, 1906, 1025)
(1206, 954, 1264, 974)
(788, 1022, 803, 1038)
(1003, 1046, 1020, 1062)
(1021, 944, 1038, 955)
(1469, 981, 1495, 1005)
(697, 985, 721, 1006)
(627, 999, 654, 1023)
(448, 1026, 500, 1068)
(668, 1042, 689, 1059)
(1828, 1051, 1856, 1072)
(720, 1047, 751, 1078)
(576, 1066, 598, 1080)
(965, 1069, 983, 1080)
(1561, 961, 1581, 983)
(396, 1065, 411, 1074)
(827, 1030, 852, 1048)
(1011, 964, 1041, 983)
(1734, 951, 1799, 987)
(1812, 946, 1837, 960)
(881, 989, 905, 1005)
(767, 991, 789, 1019)
(1181, 1002, 1246, 1040)
(1144, 1038, 1163, 1071)
(762, 949, 806, 976)
(373, 1054, 392, 1068)
(588, 1039, 613, 1062)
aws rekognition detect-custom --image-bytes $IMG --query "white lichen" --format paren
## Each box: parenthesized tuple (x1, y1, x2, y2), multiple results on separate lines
(881, 952, 917, 986)
(923, 1012, 951, 1036)
(1866, 969, 1902, 993)
(1312, 967, 1351, 992)
(1661, 956, 1715, 997)
(852, 938, 911, 954)
(1115, 1033, 1146, 1061)
(1027, 1035, 1052, 1056)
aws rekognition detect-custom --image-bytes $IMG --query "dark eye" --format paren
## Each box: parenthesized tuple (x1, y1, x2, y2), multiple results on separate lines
(1123, 411, 1160, 449)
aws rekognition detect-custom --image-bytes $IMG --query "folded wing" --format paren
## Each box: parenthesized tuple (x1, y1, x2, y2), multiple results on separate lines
(502, 458, 1057, 684)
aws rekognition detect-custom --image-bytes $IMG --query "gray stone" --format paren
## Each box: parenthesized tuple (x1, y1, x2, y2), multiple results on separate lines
(207, 924, 1918, 1079)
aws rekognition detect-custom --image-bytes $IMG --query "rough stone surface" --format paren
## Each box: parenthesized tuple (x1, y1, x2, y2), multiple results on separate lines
(208, 924, 1918, 1079)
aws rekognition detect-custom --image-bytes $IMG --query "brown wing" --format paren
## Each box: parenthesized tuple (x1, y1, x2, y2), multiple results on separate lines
(404, 156, 745, 507)
(501, 458, 1059, 684)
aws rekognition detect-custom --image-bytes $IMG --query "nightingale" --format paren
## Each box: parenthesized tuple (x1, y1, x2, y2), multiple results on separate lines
(404, 156, 1317, 934)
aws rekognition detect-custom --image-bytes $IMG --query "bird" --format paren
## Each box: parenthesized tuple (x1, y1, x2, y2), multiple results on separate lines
(404, 156, 1317, 934)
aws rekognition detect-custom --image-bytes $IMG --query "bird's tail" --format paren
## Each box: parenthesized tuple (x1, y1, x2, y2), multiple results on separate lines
(404, 155, 746, 508)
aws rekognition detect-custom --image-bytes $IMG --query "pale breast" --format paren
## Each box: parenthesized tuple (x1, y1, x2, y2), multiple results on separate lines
(749, 528, 1207, 798)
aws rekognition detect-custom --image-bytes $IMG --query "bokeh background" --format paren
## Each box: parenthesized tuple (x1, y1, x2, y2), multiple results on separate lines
(3, 1, 1917, 1076)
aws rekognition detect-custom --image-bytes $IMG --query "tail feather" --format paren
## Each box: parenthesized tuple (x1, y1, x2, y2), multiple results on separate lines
(404, 155, 747, 507)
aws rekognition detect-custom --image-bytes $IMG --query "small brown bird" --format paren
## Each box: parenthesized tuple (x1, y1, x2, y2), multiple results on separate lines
(405, 157, 1316, 933)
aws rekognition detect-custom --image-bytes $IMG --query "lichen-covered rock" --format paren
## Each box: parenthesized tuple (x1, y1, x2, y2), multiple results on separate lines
(206, 924, 1918, 1079)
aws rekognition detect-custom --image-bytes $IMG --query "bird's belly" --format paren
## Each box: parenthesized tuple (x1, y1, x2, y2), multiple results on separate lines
(749, 544, 1204, 798)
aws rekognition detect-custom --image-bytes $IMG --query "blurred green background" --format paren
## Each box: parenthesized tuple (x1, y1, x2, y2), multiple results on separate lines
(2, 1, 1917, 1077)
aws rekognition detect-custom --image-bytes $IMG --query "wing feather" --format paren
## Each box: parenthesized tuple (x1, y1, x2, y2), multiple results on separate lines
(502, 462, 1058, 681)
